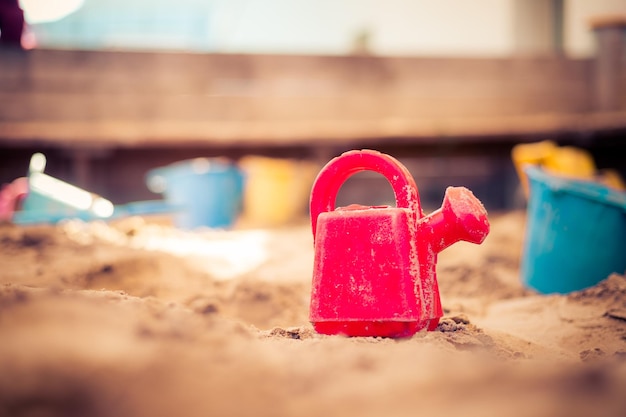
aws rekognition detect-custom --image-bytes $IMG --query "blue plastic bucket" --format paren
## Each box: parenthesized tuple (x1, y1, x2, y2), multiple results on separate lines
(521, 166, 626, 294)
(17, 171, 115, 224)
(146, 158, 244, 229)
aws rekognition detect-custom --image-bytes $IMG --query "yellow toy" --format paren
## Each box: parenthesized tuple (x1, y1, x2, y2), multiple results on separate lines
(512, 140, 624, 197)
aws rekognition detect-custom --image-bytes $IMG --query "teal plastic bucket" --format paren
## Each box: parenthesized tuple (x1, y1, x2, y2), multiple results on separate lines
(521, 166, 626, 294)
(17, 171, 115, 224)
(146, 158, 244, 229)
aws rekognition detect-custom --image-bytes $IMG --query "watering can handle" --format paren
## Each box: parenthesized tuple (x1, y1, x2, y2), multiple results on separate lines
(310, 149, 421, 238)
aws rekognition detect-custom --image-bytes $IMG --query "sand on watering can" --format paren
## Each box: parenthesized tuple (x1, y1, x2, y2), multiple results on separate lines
(0, 211, 625, 417)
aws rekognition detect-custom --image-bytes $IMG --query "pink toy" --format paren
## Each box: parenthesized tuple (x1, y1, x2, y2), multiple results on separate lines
(0, 178, 28, 222)
(309, 150, 490, 337)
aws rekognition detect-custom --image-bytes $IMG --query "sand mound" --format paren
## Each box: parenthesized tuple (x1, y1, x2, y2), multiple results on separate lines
(1, 212, 625, 417)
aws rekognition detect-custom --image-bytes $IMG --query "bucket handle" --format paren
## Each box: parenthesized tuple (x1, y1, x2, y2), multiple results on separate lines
(310, 149, 422, 240)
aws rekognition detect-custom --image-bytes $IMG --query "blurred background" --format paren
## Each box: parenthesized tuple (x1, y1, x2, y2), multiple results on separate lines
(1, 0, 625, 227)
(13, 0, 626, 56)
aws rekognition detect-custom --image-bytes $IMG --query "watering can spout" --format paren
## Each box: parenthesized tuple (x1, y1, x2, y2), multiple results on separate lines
(424, 186, 490, 254)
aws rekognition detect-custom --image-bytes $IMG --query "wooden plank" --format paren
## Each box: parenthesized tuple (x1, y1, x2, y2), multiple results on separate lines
(590, 16, 626, 111)
(1, 111, 625, 149)
(2, 49, 624, 149)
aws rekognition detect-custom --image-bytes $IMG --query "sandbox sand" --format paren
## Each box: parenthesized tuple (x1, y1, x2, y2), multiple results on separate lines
(1, 211, 625, 417)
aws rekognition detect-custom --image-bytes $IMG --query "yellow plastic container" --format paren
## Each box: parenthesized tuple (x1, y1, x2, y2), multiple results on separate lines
(239, 156, 318, 227)
(598, 169, 626, 190)
(542, 146, 596, 178)
(512, 141, 559, 197)
(511, 140, 625, 197)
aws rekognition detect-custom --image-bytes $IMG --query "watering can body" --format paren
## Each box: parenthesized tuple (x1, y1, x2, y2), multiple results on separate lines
(310, 150, 490, 338)
(312, 206, 426, 337)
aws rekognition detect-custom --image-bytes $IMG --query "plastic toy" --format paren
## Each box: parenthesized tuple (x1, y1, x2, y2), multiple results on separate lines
(0, 177, 28, 222)
(309, 150, 490, 338)
(512, 140, 624, 198)
(146, 158, 244, 229)
(521, 165, 626, 294)
(5, 153, 176, 225)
